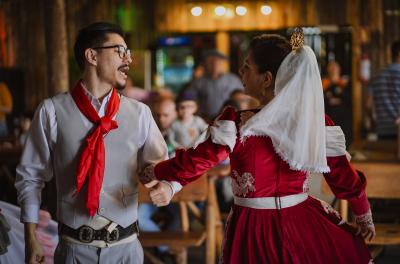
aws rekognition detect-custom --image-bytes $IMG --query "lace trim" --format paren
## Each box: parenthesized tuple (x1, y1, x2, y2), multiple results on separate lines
(231, 170, 256, 197)
(355, 209, 374, 230)
(302, 173, 312, 193)
(140, 164, 156, 184)
(319, 199, 345, 225)
(241, 132, 331, 173)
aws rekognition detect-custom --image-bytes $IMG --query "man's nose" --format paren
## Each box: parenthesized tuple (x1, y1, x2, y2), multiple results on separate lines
(124, 54, 132, 65)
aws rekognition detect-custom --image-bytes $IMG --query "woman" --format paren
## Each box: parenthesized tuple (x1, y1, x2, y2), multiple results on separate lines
(141, 30, 375, 264)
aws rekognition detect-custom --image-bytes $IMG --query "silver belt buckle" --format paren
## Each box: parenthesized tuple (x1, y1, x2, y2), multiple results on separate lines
(78, 226, 94, 243)
(106, 228, 120, 243)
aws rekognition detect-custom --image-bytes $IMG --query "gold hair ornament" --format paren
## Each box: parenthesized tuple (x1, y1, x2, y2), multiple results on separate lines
(290, 27, 305, 51)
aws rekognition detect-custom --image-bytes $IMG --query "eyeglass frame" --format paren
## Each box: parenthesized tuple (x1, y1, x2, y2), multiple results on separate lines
(91, 45, 132, 59)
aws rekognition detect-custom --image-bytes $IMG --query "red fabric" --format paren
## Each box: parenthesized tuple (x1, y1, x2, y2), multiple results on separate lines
(154, 109, 371, 263)
(223, 198, 371, 264)
(71, 81, 120, 216)
(324, 115, 370, 215)
(154, 107, 235, 185)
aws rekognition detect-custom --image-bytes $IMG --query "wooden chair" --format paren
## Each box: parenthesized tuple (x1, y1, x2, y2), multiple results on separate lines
(138, 175, 218, 264)
(321, 161, 400, 257)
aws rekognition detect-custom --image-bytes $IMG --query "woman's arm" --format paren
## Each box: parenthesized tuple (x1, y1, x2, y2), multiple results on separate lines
(141, 107, 237, 186)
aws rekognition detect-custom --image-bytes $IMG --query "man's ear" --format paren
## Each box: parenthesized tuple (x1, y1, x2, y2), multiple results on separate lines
(84, 48, 97, 67)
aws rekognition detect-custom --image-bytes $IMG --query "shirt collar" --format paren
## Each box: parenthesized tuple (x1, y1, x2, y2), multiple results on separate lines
(80, 81, 113, 113)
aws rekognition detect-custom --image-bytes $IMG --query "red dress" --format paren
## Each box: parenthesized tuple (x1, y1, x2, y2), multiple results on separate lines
(152, 108, 372, 264)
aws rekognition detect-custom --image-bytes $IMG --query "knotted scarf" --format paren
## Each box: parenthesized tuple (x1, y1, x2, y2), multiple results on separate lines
(71, 81, 120, 216)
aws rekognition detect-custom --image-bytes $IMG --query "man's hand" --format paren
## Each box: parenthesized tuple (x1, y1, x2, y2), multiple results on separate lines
(25, 223, 44, 264)
(144, 180, 173, 207)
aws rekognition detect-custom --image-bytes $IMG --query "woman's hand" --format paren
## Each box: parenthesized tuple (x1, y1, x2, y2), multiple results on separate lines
(355, 209, 376, 241)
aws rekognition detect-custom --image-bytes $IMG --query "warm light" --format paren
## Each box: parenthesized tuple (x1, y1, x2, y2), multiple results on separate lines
(236, 6, 247, 16)
(191, 6, 203, 17)
(215, 6, 226, 16)
(226, 8, 234, 18)
(260, 5, 272, 15)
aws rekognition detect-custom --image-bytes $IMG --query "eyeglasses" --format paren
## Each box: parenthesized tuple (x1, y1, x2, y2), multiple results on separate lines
(92, 45, 132, 59)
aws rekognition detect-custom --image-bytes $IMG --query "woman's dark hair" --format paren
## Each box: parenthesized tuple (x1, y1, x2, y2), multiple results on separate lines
(249, 34, 291, 77)
(73, 22, 124, 71)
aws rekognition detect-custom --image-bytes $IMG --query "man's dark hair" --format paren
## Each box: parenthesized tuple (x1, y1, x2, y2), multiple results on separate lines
(391, 40, 400, 62)
(74, 22, 124, 71)
(249, 34, 291, 77)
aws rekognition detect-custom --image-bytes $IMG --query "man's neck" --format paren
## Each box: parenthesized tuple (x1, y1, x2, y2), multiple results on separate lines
(81, 72, 113, 102)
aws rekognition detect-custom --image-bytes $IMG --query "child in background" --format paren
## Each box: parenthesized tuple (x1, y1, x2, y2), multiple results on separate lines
(168, 91, 208, 148)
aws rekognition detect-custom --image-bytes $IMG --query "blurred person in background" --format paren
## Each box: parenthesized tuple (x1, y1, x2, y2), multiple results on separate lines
(367, 40, 400, 139)
(322, 61, 352, 145)
(0, 82, 13, 137)
(189, 50, 243, 121)
(168, 90, 207, 148)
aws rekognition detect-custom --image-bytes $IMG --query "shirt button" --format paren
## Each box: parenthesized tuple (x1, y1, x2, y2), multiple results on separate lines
(99, 208, 105, 213)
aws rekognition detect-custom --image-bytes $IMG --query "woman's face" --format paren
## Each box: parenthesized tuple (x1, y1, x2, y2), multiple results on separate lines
(239, 51, 266, 99)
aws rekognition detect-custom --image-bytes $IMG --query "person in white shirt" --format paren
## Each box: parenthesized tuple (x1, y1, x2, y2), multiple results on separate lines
(15, 22, 180, 264)
(168, 90, 208, 148)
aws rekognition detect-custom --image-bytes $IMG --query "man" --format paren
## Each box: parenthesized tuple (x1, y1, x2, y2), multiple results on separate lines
(322, 61, 352, 146)
(0, 82, 13, 137)
(189, 50, 243, 121)
(15, 22, 178, 264)
(368, 40, 400, 139)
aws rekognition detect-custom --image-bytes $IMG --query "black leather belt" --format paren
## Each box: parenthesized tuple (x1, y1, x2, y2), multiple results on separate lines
(59, 221, 139, 243)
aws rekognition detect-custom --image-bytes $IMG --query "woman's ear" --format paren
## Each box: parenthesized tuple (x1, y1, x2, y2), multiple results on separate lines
(85, 48, 97, 67)
(262, 71, 273, 89)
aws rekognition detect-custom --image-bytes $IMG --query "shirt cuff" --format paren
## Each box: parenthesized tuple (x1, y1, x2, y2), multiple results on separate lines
(161, 180, 183, 196)
(20, 204, 40, 224)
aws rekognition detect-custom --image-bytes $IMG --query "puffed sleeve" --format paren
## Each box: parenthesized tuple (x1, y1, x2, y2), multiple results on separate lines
(324, 115, 370, 216)
(140, 107, 237, 186)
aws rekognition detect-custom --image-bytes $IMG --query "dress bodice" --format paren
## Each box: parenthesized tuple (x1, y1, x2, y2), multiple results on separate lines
(230, 132, 308, 198)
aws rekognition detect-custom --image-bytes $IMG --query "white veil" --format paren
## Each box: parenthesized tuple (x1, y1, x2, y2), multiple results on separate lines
(240, 45, 330, 173)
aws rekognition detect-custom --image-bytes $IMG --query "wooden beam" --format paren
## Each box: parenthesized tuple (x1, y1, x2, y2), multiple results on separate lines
(347, 0, 362, 144)
(44, 0, 69, 95)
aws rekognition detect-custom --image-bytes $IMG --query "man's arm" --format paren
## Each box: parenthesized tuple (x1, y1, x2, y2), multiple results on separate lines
(15, 99, 55, 263)
(138, 105, 182, 206)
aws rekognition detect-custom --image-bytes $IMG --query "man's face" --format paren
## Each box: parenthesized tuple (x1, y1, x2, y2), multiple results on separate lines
(177, 100, 197, 120)
(155, 100, 177, 131)
(205, 56, 224, 77)
(94, 33, 132, 90)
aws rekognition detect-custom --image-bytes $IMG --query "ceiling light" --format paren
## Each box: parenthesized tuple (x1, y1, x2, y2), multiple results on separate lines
(261, 5, 272, 15)
(236, 6, 247, 16)
(191, 6, 203, 17)
(215, 6, 226, 16)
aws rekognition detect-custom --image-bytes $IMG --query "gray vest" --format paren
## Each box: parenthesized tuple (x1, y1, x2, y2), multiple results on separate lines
(52, 93, 146, 228)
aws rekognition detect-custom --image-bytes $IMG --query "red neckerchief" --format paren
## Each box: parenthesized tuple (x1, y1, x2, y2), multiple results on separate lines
(71, 81, 120, 216)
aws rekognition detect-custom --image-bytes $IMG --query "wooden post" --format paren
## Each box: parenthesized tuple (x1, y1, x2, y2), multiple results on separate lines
(216, 31, 230, 72)
(44, 0, 69, 95)
(206, 177, 217, 264)
(347, 0, 362, 145)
